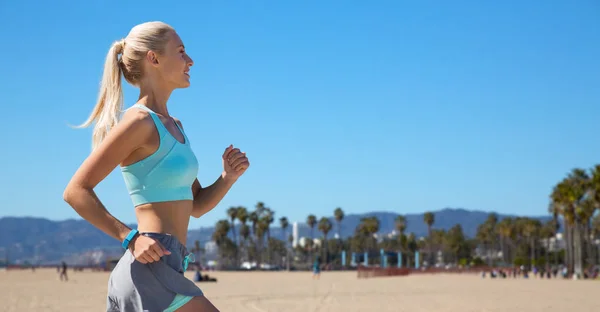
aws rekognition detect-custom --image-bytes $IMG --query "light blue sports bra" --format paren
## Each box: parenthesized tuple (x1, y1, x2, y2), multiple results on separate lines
(120, 104, 199, 207)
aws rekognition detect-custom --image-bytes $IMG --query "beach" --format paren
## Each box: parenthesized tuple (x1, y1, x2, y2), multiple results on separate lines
(0, 268, 597, 312)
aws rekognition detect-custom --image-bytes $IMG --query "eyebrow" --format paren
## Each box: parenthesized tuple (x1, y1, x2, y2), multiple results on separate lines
(178, 44, 185, 49)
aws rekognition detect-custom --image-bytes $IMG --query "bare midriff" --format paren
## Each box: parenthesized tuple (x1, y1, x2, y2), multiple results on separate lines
(134, 200, 193, 246)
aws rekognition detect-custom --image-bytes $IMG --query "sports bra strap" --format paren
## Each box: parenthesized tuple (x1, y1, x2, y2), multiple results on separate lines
(126, 104, 179, 171)
(130, 104, 167, 138)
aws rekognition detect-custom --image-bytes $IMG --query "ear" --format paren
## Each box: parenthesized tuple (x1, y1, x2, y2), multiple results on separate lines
(146, 51, 160, 67)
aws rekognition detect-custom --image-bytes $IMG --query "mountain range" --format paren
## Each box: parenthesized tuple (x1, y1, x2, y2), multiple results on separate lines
(0, 208, 553, 265)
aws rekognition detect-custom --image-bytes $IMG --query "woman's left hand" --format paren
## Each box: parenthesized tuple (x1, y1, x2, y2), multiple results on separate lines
(222, 144, 250, 182)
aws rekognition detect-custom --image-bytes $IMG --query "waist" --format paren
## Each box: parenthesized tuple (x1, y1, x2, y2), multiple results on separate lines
(135, 201, 193, 246)
(139, 232, 190, 257)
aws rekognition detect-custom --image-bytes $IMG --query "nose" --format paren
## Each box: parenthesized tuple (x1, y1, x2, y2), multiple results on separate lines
(186, 54, 194, 67)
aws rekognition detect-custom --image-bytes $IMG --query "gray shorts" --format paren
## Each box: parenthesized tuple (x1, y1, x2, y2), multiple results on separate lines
(106, 232, 204, 312)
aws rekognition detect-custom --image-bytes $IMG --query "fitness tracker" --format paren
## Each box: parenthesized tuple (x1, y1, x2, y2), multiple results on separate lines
(122, 229, 139, 250)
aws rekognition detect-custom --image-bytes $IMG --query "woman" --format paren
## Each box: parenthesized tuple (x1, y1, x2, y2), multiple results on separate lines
(63, 21, 248, 312)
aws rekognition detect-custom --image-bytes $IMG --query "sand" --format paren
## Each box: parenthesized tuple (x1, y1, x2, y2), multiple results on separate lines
(0, 268, 597, 311)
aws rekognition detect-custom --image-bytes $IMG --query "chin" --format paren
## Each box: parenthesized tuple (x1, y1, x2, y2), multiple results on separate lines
(178, 80, 191, 88)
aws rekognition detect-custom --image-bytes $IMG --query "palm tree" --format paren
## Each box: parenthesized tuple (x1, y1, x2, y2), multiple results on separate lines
(482, 213, 498, 266)
(249, 211, 258, 238)
(213, 219, 231, 268)
(568, 168, 590, 277)
(592, 213, 600, 265)
(262, 208, 275, 263)
(227, 206, 239, 265)
(407, 233, 418, 267)
(255, 220, 268, 265)
(395, 215, 407, 263)
(551, 179, 573, 273)
(446, 224, 467, 264)
(307, 214, 317, 261)
(395, 215, 407, 236)
(239, 223, 250, 263)
(279, 217, 290, 270)
(334, 207, 344, 238)
(590, 165, 600, 263)
(578, 197, 596, 267)
(252, 202, 266, 256)
(522, 219, 541, 269)
(227, 207, 238, 243)
(476, 222, 492, 265)
(497, 218, 514, 264)
(279, 217, 289, 242)
(359, 216, 380, 253)
(548, 202, 561, 266)
(423, 212, 435, 266)
(266, 209, 275, 242)
(255, 201, 266, 216)
(237, 207, 248, 227)
(236, 207, 248, 263)
(486, 213, 499, 249)
(541, 220, 557, 269)
(318, 217, 333, 264)
(551, 168, 589, 277)
(213, 219, 230, 244)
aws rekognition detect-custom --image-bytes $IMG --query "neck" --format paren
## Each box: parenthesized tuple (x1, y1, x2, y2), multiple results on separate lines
(137, 79, 174, 116)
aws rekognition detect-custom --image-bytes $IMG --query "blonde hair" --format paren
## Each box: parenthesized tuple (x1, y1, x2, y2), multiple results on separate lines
(78, 21, 175, 149)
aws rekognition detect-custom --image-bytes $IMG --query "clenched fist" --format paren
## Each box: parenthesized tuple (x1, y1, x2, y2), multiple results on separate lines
(129, 234, 171, 264)
(222, 144, 250, 182)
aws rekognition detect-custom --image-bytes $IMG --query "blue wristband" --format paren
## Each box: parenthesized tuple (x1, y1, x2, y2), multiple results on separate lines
(122, 229, 139, 250)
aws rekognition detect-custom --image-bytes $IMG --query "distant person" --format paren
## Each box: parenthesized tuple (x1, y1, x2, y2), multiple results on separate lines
(313, 256, 321, 280)
(62, 21, 249, 312)
(194, 268, 218, 283)
(59, 261, 68, 281)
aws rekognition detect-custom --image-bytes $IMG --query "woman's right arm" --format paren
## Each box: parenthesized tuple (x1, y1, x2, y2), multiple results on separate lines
(63, 109, 153, 242)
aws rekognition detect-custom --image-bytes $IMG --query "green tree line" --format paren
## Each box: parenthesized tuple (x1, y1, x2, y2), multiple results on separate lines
(202, 166, 600, 275)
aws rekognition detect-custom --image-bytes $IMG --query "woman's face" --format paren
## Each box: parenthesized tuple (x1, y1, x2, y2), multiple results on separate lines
(156, 31, 194, 89)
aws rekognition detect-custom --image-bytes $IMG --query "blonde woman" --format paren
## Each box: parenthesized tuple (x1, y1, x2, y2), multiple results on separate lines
(63, 21, 248, 312)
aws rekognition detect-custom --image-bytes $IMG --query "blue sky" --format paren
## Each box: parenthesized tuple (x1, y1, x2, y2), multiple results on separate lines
(0, 1, 599, 229)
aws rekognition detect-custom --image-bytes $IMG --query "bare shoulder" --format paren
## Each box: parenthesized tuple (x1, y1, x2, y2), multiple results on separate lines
(65, 108, 156, 190)
(101, 108, 157, 150)
(119, 109, 153, 126)
(120, 107, 156, 131)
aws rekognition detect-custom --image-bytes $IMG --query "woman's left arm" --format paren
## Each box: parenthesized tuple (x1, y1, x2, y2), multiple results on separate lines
(191, 145, 249, 218)
(173, 118, 249, 218)
(190, 175, 233, 218)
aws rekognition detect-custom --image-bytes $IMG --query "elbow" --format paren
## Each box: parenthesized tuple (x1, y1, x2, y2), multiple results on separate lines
(63, 184, 72, 204)
(63, 182, 85, 207)
(191, 203, 212, 219)
(63, 183, 77, 206)
(191, 207, 204, 219)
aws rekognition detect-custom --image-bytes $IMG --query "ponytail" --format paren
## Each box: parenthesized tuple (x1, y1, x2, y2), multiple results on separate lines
(78, 39, 125, 150)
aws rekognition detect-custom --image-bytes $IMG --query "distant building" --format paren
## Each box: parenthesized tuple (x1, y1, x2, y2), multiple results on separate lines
(204, 241, 217, 254)
(292, 222, 298, 248)
(540, 233, 566, 252)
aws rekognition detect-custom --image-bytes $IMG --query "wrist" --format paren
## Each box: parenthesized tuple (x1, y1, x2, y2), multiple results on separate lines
(121, 229, 139, 250)
(127, 234, 139, 251)
(118, 228, 133, 242)
(221, 171, 238, 184)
